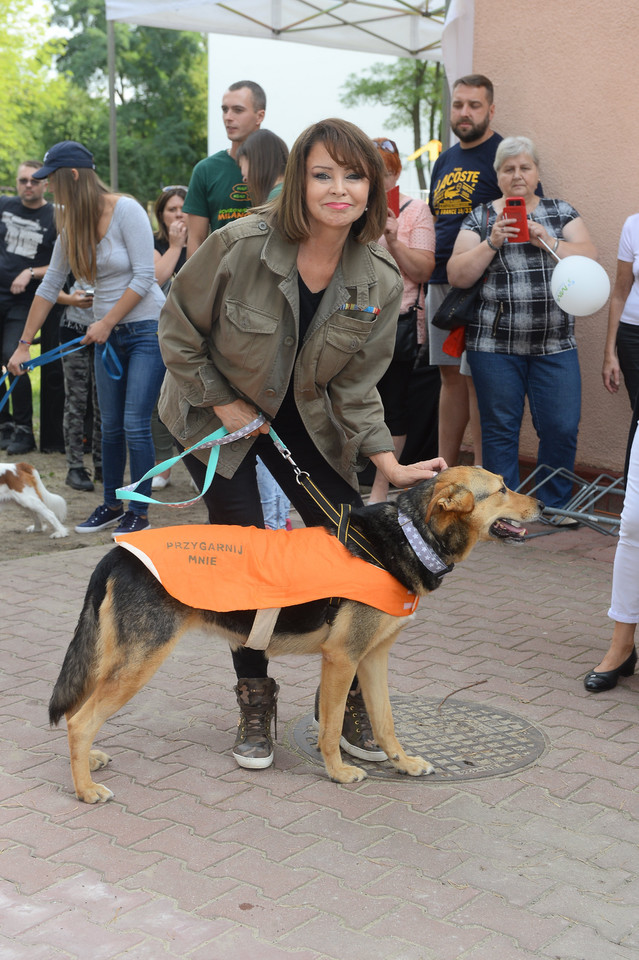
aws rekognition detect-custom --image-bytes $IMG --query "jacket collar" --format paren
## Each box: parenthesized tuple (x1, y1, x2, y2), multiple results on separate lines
(261, 222, 386, 292)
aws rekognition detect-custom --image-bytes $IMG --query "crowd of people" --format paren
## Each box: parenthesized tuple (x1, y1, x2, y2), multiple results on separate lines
(1, 72, 637, 765)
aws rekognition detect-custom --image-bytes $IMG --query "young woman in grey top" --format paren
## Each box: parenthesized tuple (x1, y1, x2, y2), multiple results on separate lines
(9, 141, 166, 536)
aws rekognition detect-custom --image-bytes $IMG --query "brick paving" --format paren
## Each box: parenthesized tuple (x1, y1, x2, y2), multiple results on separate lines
(0, 522, 637, 959)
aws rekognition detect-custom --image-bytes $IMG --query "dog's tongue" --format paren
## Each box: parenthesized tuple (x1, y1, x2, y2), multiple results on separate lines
(494, 519, 526, 538)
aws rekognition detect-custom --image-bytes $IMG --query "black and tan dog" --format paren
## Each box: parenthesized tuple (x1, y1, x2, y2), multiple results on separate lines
(49, 466, 542, 802)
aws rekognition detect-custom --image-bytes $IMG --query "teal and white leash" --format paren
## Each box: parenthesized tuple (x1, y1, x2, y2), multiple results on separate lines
(116, 415, 278, 507)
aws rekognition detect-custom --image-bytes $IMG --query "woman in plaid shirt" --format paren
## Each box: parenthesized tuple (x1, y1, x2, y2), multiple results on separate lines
(447, 136, 597, 508)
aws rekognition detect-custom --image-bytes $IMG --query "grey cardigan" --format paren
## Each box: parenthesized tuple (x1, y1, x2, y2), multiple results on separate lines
(37, 196, 165, 322)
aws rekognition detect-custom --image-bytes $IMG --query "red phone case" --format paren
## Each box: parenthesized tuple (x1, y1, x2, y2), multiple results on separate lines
(387, 185, 400, 218)
(504, 197, 529, 242)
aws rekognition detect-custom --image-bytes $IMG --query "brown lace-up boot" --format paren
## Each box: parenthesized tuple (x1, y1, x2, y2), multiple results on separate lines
(313, 683, 388, 762)
(232, 678, 279, 769)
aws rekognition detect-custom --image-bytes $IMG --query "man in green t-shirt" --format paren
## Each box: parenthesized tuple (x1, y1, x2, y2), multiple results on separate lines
(185, 80, 266, 257)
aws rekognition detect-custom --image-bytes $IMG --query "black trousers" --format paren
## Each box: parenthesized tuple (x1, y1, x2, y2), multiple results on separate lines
(401, 352, 441, 464)
(0, 304, 32, 429)
(39, 304, 65, 452)
(181, 430, 364, 679)
(617, 321, 639, 411)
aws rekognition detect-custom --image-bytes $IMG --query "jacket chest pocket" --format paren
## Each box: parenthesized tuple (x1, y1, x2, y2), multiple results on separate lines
(314, 314, 374, 384)
(219, 300, 280, 370)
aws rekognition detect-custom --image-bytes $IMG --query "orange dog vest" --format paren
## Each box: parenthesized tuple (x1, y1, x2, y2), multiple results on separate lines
(115, 525, 418, 617)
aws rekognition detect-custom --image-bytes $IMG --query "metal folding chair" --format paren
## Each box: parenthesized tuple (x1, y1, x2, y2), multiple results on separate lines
(516, 465, 623, 536)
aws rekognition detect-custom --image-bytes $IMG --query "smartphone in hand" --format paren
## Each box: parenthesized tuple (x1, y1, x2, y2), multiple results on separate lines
(387, 185, 400, 218)
(504, 197, 530, 242)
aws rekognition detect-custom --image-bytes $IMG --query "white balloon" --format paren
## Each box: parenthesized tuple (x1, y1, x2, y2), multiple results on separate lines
(550, 256, 610, 316)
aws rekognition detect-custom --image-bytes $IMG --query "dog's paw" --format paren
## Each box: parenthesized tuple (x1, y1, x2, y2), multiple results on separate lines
(25, 524, 36, 534)
(393, 753, 435, 777)
(50, 527, 69, 539)
(329, 763, 367, 784)
(76, 782, 115, 804)
(89, 749, 111, 771)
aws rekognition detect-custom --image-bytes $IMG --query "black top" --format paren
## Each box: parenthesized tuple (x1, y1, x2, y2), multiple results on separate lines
(272, 275, 325, 445)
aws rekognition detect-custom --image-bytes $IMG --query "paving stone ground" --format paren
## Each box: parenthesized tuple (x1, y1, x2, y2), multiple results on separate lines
(1, 514, 637, 959)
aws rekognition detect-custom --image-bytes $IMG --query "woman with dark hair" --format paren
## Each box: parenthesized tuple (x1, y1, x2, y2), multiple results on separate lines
(153, 186, 188, 291)
(8, 140, 166, 535)
(158, 118, 446, 771)
(368, 137, 435, 503)
(236, 130, 288, 205)
(150, 185, 188, 489)
(237, 131, 291, 527)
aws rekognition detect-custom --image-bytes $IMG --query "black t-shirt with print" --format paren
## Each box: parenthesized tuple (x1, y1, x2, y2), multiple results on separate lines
(0, 196, 56, 307)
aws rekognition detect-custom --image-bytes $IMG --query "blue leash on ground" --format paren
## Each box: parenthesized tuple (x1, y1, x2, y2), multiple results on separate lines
(0, 337, 122, 415)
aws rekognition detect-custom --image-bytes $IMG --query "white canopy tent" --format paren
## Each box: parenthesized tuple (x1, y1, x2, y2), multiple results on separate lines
(106, 1, 447, 59)
(103, 0, 474, 186)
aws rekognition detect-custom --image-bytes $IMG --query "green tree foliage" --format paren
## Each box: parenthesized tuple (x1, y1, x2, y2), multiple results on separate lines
(0, 0, 74, 185)
(340, 58, 443, 191)
(50, 0, 207, 204)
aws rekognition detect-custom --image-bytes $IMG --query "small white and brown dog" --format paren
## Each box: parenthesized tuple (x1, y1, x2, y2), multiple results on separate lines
(0, 462, 68, 538)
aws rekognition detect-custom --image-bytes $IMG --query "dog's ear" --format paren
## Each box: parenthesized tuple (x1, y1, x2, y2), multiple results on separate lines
(426, 483, 475, 522)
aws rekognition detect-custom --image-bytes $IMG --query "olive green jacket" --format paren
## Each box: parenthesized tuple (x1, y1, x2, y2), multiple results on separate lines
(158, 214, 403, 487)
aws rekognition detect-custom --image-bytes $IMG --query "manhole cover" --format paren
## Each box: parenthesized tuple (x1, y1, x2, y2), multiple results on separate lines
(286, 695, 547, 781)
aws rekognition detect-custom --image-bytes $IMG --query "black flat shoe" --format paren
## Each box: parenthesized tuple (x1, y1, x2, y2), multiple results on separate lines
(583, 646, 637, 692)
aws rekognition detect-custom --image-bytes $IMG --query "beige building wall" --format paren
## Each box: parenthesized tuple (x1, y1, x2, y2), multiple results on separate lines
(472, 0, 639, 474)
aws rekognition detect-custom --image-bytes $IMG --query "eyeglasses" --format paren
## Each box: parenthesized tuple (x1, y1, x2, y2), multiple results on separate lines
(375, 140, 398, 154)
(18, 178, 41, 185)
(162, 185, 188, 192)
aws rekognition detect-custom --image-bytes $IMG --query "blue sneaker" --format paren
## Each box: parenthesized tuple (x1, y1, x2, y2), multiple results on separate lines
(112, 511, 151, 539)
(75, 503, 123, 533)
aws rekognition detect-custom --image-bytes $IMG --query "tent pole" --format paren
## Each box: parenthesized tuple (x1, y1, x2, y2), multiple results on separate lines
(107, 19, 118, 191)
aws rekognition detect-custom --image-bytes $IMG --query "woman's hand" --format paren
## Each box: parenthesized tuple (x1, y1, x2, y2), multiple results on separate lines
(388, 458, 448, 488)
(7, 342, 31, 376)
(371, 452, 448, 489)
(602, 353, 621, 394)
(168, 219, 188, 249)
(212, 399, 270, 437)
(82, 318, 114, 345)
(383, 209, 399, 244)
(68, 289, 94, 309)
(489, 211, 522, 248)
(527, 221, 554, 251)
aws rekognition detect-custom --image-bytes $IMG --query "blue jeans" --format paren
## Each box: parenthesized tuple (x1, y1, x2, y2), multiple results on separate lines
(94, 319, 166, 515)
(466, 349, 581, 508)
(256, 457, 290, 529)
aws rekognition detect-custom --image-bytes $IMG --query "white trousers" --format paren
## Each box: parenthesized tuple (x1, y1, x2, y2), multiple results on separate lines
(609, 422, 639, 623)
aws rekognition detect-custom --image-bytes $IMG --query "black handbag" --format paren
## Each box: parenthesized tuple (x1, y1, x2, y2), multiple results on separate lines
(393, 300, 420, 362)
(431, 204, 489, 331)
(392, 199, 420, 362)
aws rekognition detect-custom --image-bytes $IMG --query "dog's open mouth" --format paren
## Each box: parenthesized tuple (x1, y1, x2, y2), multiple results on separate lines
(490, 518, 527, 541)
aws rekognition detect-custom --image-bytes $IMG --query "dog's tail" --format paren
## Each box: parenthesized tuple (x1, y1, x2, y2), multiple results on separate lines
(49, 559, 109, 727)
(23, 463, 68, 523)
